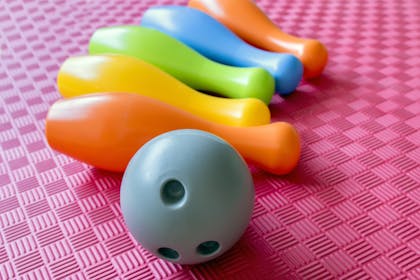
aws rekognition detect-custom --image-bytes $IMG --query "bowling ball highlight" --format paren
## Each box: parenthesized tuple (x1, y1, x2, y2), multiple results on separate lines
(120, 130, 255, 264)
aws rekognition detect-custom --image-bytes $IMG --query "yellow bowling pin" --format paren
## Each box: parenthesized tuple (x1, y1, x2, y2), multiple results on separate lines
(57, 54, 270, 126)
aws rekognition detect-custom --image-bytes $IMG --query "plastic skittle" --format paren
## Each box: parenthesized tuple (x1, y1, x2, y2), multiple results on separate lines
(141, 6, 303, 95)
(89, 26, 274, 104)
(45, 93, 301, 175)
(57, 54, 270, 127)
(189, 0, 328, 78)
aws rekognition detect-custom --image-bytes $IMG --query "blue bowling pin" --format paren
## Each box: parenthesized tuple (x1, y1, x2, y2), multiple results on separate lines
(141, 6, 303, 95)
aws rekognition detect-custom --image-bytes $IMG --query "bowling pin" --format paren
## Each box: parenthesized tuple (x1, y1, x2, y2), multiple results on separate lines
(189, 0, 328, 78)
(46, 93, 301, 175)
(141, 6, 303, 95)
(57, 54, 270, 127)
(89, 26, 274, 104)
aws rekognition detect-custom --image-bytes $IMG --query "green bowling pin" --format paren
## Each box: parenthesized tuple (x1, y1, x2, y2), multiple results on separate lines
(89, 26, 274, 104)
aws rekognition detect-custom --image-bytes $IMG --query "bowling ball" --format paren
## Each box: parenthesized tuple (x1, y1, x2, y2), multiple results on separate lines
(120, 129, 254, 264)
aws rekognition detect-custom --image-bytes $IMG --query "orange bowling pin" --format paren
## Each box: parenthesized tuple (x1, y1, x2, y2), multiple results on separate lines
(46, 93, 301, 175)
(189, 0, 328, 78)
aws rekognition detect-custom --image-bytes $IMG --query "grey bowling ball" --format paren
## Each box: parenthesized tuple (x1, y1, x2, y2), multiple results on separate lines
(120, 129, 254, 264)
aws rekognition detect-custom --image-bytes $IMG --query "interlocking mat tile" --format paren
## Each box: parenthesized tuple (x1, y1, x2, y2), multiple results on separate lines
(0, 0, 419, 279)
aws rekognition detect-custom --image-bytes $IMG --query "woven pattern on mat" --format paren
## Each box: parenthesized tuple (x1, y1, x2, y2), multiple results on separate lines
(0, 0, 419, 279)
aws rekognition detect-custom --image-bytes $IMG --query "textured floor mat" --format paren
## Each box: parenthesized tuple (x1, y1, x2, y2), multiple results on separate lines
(0, 0, 419, 279)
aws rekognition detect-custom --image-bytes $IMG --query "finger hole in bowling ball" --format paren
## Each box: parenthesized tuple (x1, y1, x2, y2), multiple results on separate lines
(197, 241, 220, 256)
(161, 179, 186, 206)
(157, 247, 180, 260)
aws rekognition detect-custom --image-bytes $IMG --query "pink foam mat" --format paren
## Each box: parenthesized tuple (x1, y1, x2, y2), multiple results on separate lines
(0, 0, 419, 279)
